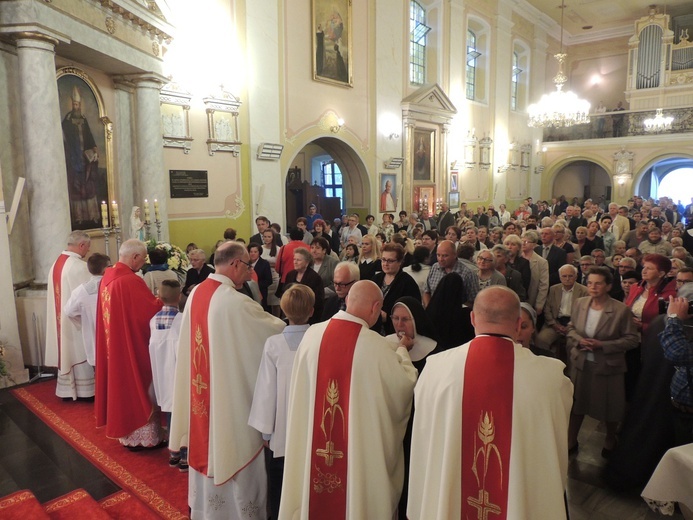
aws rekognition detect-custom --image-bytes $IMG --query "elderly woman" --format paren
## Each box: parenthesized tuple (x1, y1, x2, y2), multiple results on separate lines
(553, 224, 575, 266)
(625, 253, 676, 335)
(476, 249, 506, 290)
(183, 248, 214, 296)
(310, 236, 338, 292)
(358, 234, 382, 281)
(284, 247, 324, 324)
(248, 242, 273, 310)
(491, 244, 527, 301)
(573, 226, 595, 258)
(503, 234, 531, 293)
(372, 243, 421, 335)
(567, 267, 639, 457)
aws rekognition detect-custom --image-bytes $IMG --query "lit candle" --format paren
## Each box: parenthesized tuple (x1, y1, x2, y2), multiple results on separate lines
(112, 201, 120, 228)
(154, 199, 161, 221)
(101, 201, 108, 228)
(143, 199, 150, 221)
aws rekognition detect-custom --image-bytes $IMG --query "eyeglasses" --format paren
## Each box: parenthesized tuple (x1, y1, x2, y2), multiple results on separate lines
(478, 257, 494, 263)
(676, 279, 693, 285)
(381, 258, 400, 264)
(235, 258, 253, 269)
(334, 280, 356, 289)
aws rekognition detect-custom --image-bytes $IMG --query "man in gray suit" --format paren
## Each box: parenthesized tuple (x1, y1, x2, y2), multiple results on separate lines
(536, 264, 588, 359)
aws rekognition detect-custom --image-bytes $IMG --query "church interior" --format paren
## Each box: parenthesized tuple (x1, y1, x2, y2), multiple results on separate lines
(1, 0, 693, 517)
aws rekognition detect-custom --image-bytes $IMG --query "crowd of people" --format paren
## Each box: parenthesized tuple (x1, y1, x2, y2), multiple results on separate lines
(42, 192, 693, 518)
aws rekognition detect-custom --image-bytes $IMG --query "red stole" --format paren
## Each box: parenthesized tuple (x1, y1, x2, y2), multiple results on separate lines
(461, 336, 514, 520)
(308, 319, 361, 519)
(188, 278, 222, 475)
(52, 254, 69, 367)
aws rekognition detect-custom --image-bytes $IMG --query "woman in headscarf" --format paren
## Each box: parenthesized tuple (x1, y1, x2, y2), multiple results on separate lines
(386, 296, 439, 520)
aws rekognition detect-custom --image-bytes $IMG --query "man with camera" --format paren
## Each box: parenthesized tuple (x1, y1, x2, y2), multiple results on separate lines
(659, 281, 693, 446)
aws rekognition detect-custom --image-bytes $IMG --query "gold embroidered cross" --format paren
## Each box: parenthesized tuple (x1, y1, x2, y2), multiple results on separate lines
(316, 440, 343, 467)
(192, 373, 208, 394)
(467, 489, 501, 520)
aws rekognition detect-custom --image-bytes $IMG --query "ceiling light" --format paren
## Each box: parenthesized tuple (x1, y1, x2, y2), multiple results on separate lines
(643, 108, 673, 133)
(527, 1, 590, 128)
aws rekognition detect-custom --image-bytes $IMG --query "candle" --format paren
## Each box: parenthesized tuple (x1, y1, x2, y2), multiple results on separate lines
(112, 201, 120, 228)
(154, 199, 161, 221)
(143, 199, 150, 221)
(101, 201, 108, 228)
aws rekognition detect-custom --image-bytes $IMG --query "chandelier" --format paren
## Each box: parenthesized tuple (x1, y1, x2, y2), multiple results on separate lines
(527, 1, 590, 128)
(643, 108, 673, 133)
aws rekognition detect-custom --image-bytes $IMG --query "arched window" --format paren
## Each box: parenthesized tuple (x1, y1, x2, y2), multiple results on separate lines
(466, 17, 489, 103)
(410, 1, 431, 85)
(466, 29, 479, 100)
(511, 40, 530, 111)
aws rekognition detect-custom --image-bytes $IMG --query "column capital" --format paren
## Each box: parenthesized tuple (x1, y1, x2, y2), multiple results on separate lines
(1, 26, 70, 47)
(118, 72, 169, 90)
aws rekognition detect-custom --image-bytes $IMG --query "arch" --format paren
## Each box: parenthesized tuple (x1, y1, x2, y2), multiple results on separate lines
(547, 158, 612, 202)
(633, 153, 693, 199)
(284, 136, 370, 225)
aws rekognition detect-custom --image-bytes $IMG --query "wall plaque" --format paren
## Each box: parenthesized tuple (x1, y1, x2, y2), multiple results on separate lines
(169, 170, 209, 198)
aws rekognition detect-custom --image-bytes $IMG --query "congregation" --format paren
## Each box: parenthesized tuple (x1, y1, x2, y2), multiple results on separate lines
(44, 193, 693, 519)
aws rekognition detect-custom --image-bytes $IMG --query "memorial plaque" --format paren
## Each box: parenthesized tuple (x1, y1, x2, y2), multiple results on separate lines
(169, 170, 209, 198)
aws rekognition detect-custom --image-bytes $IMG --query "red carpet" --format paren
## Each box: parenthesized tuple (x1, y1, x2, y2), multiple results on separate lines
(100, 491, 161, 519)
(44, 489, 111, 519)
(0, 490, 49, 519)
(12, 381, 188, 519)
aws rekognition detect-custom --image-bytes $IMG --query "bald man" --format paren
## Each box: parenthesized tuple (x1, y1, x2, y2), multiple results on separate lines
(408, 286, 573, 519)
(280, 281, 417, 519)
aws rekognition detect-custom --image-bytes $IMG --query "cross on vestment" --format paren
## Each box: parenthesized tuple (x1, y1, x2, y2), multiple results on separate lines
(467, 489, 502, 520)
(316, 440, 343, 466)
(192, 373, 208, 394)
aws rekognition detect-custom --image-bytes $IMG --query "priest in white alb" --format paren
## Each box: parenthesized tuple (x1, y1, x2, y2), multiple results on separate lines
(170, 241, 285, 519)
(45, 230, 94, 399)
(279, 280, 418, 519)
(407, 286, 573, 520)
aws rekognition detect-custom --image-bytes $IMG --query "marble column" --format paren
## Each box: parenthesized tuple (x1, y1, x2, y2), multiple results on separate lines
(132, 74, 168, 242)
(113, 79, 136, 246)
(15, 32, 71, 284)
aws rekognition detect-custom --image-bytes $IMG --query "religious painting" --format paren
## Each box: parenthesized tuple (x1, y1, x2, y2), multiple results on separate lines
(449, 192, 460, 208)
(380, 173, 397, 213)
(413, 185, 435, 214)
(57, 67, 112, 231)
(312, 0, 353, 87)
(413, 128, 435, 182)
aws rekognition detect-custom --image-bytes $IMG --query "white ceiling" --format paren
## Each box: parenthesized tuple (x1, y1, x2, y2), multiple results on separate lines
(519, 0, 693, 44)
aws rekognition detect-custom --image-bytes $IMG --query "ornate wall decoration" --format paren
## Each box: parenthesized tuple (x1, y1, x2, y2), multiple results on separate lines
(105, 17, 115, 34)
(203, 87, 242, 156)
(160, 81, 193, 154)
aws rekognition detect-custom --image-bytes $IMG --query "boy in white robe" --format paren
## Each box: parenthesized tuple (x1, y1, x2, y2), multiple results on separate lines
(148, 279, 184, 469)
(249, 284, 314, 520)
(64, 253, 110, 367)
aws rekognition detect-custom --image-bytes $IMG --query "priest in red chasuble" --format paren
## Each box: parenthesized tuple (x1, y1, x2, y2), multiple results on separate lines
(95, 239, 163, 446)
(45, 230, 94, 399)
(170, 241, 285, 519)
(279, 281, 418, 519)
(407, 286, 573, 520)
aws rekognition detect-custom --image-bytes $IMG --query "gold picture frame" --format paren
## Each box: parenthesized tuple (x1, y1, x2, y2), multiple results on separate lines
(413, 128, 435, 183)
(312, 0, 353, 87)
(57, 67, 114, 232)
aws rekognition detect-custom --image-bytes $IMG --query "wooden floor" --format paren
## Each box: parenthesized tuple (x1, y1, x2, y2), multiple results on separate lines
(0, 378, 683, 518)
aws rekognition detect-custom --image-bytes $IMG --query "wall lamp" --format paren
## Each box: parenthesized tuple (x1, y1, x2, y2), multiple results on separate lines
(388, 132, 400, 140)
(331, 118, 345, 133)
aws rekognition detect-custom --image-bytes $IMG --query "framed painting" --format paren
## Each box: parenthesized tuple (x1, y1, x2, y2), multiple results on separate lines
(312, 0, 353, 87)
(57, 67, 113, 231)
(449, 192, 460, 208)
(450, 172, 459, 192)
(380, 173, 397, 213)
(413, 128, 435, 182)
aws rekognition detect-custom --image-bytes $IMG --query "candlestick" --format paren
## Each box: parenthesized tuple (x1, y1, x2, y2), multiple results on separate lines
(143, 199, 150, 222)
(154, 198, 161, 221)
(101, 201, 108, 228)
(112, 201, 120, 228)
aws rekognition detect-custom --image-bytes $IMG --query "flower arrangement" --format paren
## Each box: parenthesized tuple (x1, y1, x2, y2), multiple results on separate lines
(144, 239, 190, 280)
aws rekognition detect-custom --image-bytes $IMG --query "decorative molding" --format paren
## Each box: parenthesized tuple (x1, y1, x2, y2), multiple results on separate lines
(203, 86, 242, 156)
(96, 0, 173, 43)
(151, 41, 159, 56)
(105, 16, 116, 34)
(160, 81, 193, 154)
(224, 195, 246, 220)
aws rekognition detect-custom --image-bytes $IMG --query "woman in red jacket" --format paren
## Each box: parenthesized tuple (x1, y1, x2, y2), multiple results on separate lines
(625, 253, 676, 335)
